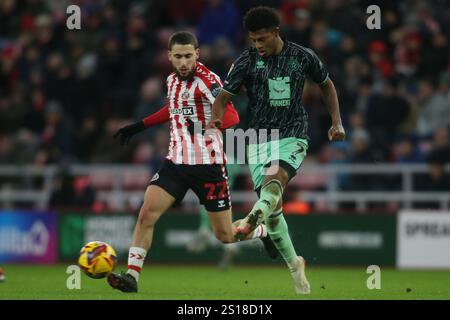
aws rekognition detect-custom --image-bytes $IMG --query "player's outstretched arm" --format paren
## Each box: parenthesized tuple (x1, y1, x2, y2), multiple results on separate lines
(319, 79, 346, 141)
(114, 104, 170, 145)
(208, 90, 232, 129)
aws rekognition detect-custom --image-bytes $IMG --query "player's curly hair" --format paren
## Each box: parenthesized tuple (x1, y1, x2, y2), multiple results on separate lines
(243, 6, 280, 32)
(168, 31, 199, 50)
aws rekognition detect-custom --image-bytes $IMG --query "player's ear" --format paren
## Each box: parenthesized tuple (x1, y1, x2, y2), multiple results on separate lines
(195, 48, 200, 60)
(273, 27, 280, 37)
(167, 50, 172, 62)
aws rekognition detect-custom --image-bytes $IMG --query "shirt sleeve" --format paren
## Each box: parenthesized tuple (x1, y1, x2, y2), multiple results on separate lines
(200, 81, 223, 105)
(196, 71, 240, 128)
(143, 104, 170, 127)
(222, 50, 251, 95)
(221, 103, 240, 128)
(305, 48, 329, 85)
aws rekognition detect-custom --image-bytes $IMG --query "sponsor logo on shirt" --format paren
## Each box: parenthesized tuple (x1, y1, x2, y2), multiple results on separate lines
(170, 107, 195, 116)
(268, 77, 291, 107)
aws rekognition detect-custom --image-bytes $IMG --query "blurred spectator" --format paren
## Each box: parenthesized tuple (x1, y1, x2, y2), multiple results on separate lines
(110, 7, 157, 116)
(0, 135, 15, 164)
(167, 0, 206, 27)
(134, 77, 165, 122)
(427, 127, 450, 163)
(338, 34, 358, 62)
(368, 41, 394, 79)
(71, 52, 102, 123)
(324, 0, 361, 36)
(395, 31, 422, 77)
(413, 152, 450, 208)
(49, 171, 96, 209)
(0, 0, 20, 37)
(0, 86, 27, 134)
(197, 0, 240, 46)
(132, 142, 154, 165)
(148, 127, 170, 172)
(353, 75, 374, 115)
(348, 128, 378, 164)
(78, 116, 100, 163)
(199, 38, 235, 78)
(303, 82, 329, 154)
(329, 141, 350, 190)
(309, 21, 330, 63)
(133, 77, 167, 143)
(366, 77, 411, 158)
(283, 185, 311, 215)
(401, 78, 434, 135)
(413, 1, 441, 38)
(6, 129, 39, 165)
(416, 72, 450, 137)
(418, 32, 449, 79)
(90, 118, 133, 163)
(392, 134, 424, 163)
(342, 128, 383, 191)
(97, 35, 125, 100)
(348, 112, 366, 133)
(283, 8, 312, 46)
(280, 0, 310, 26)
(40, 101, 77, 162)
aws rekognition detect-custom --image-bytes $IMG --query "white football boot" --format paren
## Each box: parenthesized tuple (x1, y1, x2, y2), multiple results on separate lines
(290, 256, 311, 294)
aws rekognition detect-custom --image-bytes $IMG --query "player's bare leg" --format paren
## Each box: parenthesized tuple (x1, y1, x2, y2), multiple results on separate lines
(208, 210, 278, 259)
(131, 185, 176, 250)
(208, 209, 235, 243)
(108, 185, 175, 293)
(186, 206, 216, 253)
(237, 165, 310, 294)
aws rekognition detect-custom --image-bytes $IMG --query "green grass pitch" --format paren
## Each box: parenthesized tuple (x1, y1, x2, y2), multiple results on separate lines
(0, 264, 449, 300)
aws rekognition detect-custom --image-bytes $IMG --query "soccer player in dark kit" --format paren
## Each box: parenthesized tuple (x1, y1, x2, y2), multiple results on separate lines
(208, 7, 346, 294)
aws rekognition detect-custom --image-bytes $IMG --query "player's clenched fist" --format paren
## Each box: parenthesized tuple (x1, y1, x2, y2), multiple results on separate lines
(328, 123, 346, 141)
(205, 119, 223, 130)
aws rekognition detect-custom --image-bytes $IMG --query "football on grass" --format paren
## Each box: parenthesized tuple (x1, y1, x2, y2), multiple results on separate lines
(78, 241, 117, 279)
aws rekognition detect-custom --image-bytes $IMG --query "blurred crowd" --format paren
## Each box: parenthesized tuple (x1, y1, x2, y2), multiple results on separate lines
(1, 0, 450, 206)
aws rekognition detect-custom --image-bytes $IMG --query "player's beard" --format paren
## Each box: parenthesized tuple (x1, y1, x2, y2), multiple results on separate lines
(175, 68, 195, 81)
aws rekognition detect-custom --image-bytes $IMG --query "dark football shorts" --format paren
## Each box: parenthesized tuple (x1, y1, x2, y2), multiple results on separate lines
(149, 159, 231, 212)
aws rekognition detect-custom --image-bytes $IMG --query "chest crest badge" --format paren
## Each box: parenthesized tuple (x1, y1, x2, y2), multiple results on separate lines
(181, 91, 190, 100)
(287, 59, 301, 73)
(256, 59, 266, 70)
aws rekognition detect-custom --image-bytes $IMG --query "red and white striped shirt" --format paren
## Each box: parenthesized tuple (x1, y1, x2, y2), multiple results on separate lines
(166, 62, 237, 165)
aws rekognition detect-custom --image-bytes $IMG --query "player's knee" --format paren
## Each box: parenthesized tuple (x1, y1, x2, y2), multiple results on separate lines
(138, 205, 159, 228)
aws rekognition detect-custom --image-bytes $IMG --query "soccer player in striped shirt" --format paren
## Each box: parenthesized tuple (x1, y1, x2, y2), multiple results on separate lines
(108, 31, 277, 293)
(209, 7, 346, 294)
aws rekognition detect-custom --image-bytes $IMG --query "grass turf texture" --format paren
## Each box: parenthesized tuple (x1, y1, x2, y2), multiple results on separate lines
(0, 264, 449, 300)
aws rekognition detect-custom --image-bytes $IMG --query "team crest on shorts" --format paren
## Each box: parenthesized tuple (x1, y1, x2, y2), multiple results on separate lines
(150, 173, 159, 182)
